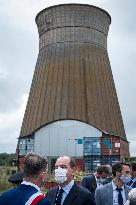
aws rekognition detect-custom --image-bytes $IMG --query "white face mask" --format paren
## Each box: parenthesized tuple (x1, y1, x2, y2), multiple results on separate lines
(54, 167, 68, 184)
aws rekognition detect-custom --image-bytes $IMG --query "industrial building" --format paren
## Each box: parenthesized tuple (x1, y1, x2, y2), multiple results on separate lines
(18, 4, 129, 172)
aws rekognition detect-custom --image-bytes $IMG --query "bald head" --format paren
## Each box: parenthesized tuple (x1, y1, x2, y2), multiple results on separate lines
(55, 156, 76, 186)
(56, 156, 76, 169)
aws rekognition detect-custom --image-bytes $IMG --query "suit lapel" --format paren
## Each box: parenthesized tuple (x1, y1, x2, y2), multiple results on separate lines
(63, 183, 78, 205)
(91, 174, 97, 190)
(124, 185, 130, 200)
(106, 182, 113, 205)
(51, 187, 58, 205)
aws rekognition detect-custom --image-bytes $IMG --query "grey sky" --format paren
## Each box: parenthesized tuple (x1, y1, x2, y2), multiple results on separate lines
(0, 0, 136, 156)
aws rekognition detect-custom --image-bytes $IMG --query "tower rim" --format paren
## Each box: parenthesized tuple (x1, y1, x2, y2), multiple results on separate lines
(35, 3, 111, 24)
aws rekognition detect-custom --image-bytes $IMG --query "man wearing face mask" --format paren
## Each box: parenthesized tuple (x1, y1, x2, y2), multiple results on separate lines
(95, 162, 132, 205)
(80, 165, 112, 195)
(46, 156, 95, 205)
(127, 161, 136, 188)
(120, 162, 131, 185)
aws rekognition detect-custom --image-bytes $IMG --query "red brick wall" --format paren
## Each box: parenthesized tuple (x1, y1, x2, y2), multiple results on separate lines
(76, 159, 83, 171)
(101, 133, 129, 158)
(19, 156, 25, 170)
(120, 138, 129, 157)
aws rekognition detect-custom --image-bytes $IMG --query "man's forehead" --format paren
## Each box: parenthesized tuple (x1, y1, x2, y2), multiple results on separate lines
(101, 172, 109, 176)
(122, 165, 130, 170)
(55, 156, 70, 165)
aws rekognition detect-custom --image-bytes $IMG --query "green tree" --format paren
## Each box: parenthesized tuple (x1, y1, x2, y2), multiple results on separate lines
(0, 153, 16, 166)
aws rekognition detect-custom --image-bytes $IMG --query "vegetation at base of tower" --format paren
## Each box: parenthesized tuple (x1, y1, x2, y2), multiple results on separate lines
(125, 156, 136, 163)
(74, 171, 85, 181)
(0, 166, 17, 194)
(0, 153, 16, 166)
(0, 153, 17, 193)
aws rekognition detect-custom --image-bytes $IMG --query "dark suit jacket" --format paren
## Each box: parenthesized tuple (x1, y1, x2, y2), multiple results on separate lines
(80, 175, 112, 194)
(131, 181, 136, 188)
(127, 178, 136, 188)
(80, 175, 97, 194)
(46, 182, 96, 205)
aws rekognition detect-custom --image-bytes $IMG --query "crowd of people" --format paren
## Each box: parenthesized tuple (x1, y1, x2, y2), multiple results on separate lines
(0, 152, 136, 205)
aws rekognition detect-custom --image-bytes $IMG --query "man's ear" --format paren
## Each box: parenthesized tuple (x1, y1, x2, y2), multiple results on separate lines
(72, 167, 76, 174)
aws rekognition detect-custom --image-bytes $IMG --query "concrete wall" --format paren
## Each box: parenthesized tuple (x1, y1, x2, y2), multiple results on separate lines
(34, 120, 102, 157)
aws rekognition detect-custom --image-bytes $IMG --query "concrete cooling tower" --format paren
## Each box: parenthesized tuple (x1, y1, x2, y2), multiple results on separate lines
(18, 4, 129, 171)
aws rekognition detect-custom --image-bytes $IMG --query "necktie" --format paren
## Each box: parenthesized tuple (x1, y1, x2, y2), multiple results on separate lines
(55, 188, 64, 205)
(116, 187, 123, 205)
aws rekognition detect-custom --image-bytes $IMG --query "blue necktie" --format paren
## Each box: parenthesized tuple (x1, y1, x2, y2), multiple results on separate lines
(55, 188, 64, 205)
(116, 187, 123, 205)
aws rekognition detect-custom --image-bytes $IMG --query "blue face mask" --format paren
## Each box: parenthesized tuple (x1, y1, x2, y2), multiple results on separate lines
(99, 178, 107, 184)
(120, 176, 132, 184)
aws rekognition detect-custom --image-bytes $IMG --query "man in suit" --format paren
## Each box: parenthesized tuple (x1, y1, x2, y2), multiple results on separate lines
(95, 162, 132, 205)
(0, 152, 51, 205)
(119, 162, 131, 185)
(80, 165, 112, 195)
(127, 161, 136, 188)
(46, 156, 95, 205)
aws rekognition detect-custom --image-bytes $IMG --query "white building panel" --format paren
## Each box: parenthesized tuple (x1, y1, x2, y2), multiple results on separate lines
(34, 120, 102, 157)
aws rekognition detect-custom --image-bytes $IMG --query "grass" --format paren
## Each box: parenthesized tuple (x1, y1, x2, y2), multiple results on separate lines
(0, 166, 17, 194)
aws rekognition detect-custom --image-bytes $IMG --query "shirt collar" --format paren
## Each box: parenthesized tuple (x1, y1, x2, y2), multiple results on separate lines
(59, 180, 74, 194)
(21, 181, 41, 192)
(112, 180, 125, 191)
(94, 173, 99, 182)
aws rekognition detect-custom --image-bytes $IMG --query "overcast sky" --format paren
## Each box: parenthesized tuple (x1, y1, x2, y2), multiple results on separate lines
(0, 0, 136, 156)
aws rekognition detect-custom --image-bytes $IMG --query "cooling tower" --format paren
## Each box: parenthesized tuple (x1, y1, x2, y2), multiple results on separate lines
(20, 4, 127, 142)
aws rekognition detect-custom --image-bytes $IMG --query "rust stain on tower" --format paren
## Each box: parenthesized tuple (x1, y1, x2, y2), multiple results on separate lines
(19, 4, 129, 165)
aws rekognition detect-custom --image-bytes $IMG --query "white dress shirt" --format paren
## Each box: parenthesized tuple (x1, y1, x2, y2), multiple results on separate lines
(112, 180, 126, 205)
(95, 175, 103, 188)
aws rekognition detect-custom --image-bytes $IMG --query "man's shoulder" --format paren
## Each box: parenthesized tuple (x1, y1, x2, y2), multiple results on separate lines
(75, 184, 95, 204)
(75, 183, 93, 195)
(96, 181, 112, 192)
(0, 186, 21, 204)
(124, 184, 132, 191)
(82, 175, 94, 181)
(47, 186, 57, 195)
(0, 186, 19, 197)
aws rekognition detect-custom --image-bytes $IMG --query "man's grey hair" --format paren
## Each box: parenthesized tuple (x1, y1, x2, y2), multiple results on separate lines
(97, 165, 110, 175)
(24, 152, 48, 178)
